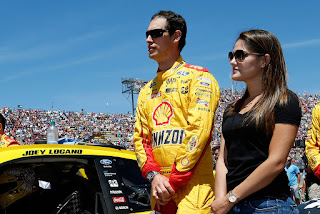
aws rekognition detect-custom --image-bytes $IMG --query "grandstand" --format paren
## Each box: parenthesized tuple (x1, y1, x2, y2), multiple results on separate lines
(1, 88, 319, 165)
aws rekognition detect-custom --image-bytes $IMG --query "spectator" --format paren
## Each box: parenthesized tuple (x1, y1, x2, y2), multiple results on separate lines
(0, 113, 20, 148)
(212, 145, 220, 170)
(0, 87, 318, 162)
(285, 156, 301, 204)
(304, 103, 320, 199)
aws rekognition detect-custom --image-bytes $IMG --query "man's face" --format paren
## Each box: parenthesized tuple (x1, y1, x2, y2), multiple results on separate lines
(286, 157, 292, 166)
(213, 149, 219, 161)
(146, 17, 175, 63)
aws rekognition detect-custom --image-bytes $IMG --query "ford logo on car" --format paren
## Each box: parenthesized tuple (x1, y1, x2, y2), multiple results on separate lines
(100, 159, 112, 165)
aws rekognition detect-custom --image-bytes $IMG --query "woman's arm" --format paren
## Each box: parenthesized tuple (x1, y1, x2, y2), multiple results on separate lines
(214, 134, 228, 199)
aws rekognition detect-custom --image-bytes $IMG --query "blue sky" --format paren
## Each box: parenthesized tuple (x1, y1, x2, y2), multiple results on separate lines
(1, 1, 319, 114)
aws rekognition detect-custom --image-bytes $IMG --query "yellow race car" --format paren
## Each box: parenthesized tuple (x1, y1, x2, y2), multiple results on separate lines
(0, 143, 151, 214)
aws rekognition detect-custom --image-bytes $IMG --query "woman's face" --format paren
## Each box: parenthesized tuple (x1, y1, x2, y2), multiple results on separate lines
(230, 39, 265, 84)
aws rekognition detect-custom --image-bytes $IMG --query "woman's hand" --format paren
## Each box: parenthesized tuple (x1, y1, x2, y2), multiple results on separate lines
(209, 194, 234, 214)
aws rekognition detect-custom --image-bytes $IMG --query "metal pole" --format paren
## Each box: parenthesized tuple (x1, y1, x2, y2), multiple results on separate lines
(131, 89, 135, 116)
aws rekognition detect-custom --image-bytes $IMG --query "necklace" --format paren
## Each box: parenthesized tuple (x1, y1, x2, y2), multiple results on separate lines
(245, 94, 262, 107)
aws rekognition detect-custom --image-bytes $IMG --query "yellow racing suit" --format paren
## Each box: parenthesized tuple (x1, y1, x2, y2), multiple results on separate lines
(305, 103, 320, 179)
(0, 134, 20, 149)
(134, 56, 220, 213)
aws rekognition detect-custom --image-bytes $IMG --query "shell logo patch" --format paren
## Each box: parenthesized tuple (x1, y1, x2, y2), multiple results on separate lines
(152, 101, 174, 126)
(187, 135, 199, 153)
(181, 156, 190, 167)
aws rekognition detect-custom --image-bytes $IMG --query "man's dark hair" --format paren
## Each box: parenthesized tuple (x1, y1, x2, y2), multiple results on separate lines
(0, 113, 6, 130)
(151, 10, 187, 51)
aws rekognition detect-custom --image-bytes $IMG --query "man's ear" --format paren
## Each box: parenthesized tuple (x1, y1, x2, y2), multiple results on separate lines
(0, 123, 3, 134)
(173, 30, 182, 43)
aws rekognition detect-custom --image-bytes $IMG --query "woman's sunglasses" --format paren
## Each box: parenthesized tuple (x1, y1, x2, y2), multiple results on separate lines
(228, 50, 264, 62)
(146, 29, 169, 39)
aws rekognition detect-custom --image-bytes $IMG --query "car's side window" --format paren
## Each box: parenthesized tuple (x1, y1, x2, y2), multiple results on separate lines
(95, 157, 151, 213)
(116, 158, 151, 212)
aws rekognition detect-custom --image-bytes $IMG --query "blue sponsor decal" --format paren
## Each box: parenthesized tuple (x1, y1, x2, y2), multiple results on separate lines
(100, 159, 112, 165)
(176, 71, 189, 76)
(200, 82, 210, 86)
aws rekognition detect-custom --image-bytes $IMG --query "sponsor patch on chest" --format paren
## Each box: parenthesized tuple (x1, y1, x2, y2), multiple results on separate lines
(152, 129, 185, 148)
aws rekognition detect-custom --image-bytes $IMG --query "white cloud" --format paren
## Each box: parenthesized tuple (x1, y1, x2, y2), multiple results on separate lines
(283, 39, 320, 48)
(0, 30, 115, 63)
(0, 42, 138, 82)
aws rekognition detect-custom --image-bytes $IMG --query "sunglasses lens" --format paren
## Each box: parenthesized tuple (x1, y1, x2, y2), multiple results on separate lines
(146, 29, 164, 38)
(235, 50, 246, 62)
(153, 31, 163, 38)
(228, 52, 234, 61)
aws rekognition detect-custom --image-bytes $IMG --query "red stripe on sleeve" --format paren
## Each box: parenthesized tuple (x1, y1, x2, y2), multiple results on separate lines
(141, 138, 161, 178)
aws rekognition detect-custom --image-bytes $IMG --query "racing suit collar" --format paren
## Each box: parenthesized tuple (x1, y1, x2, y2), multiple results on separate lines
(157, 56, 185, 81)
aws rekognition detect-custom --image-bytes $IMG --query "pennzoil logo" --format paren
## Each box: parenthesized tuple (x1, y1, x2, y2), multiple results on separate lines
(310, 156, 317, 168)
(152, 101, 174, 126)
(187, 135, 199, 153)
(152, 129, 185, 148)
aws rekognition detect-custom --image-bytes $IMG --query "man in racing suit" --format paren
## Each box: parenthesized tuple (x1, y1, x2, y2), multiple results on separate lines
(0, 113, 20, 148)
(134, 11, 220, 213)
(305, 104, 320, 189)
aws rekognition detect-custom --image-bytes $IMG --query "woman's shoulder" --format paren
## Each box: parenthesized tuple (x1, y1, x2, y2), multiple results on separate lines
(274, 89, 302, 125)
(277, 90, 300, 108)
(287, 90, 300, 102)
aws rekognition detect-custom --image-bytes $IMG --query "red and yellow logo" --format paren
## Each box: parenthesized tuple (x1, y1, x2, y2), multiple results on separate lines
(152, 101, 174, 126)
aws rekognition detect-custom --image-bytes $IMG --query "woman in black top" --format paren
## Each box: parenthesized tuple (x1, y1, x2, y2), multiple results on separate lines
(210, 30, 301, 213)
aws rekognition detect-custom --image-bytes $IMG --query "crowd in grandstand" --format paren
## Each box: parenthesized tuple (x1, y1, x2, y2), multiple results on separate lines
(1, 87, 319, 162)
(0, 107, 135, 147)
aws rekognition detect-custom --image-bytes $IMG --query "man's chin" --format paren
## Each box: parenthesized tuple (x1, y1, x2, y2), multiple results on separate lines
(149, 53, 157, 60)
